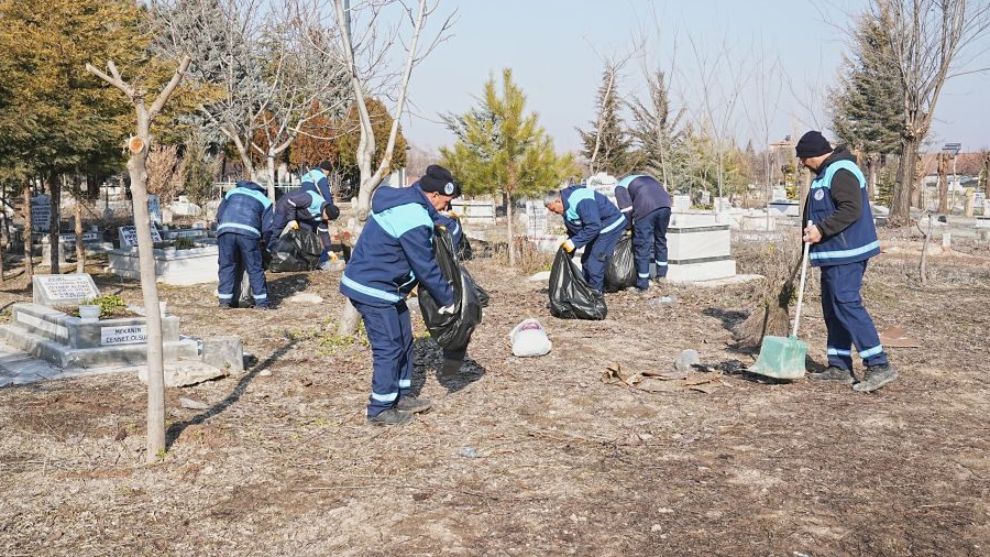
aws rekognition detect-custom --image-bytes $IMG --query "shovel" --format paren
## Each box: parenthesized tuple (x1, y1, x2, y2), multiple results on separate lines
(749, 220, 813, 380)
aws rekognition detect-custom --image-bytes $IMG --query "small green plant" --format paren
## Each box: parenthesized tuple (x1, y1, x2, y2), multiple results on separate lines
(173, 237, 197, 250)
(83, 294, 128, 318)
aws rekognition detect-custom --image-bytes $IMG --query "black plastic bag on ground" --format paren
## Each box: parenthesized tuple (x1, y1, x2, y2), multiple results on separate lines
(604, 235, 636, 292)
(267, 229, 322, 273)
(419, 229, 483, 351)
(549, 248, 607, 320)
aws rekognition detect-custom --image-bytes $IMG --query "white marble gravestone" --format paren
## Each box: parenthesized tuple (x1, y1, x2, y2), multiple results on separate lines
(32, 273, 100, 306)
(118, 225, 163, 248)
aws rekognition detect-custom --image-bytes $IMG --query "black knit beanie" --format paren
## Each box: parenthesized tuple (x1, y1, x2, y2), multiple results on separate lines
(795, 131, 832, 158)
(419, 165, 461, 197)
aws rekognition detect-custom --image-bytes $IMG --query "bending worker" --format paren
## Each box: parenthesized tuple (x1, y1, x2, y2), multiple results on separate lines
(340, 173, 460, 426)
(615, 173, 672, 292)
(796, 130, 896, 393)
(544, 184, 626, 293)
(271, 185, 341, 268)
(299, 161, 335, 264)
(216, 180, 274, 309)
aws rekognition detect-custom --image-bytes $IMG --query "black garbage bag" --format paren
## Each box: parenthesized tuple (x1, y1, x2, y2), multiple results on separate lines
(457, 235, 474, 261)
(419, 229, 483, 351)
(461, 266, 489, 307)
(267, 229, 322, 273)
(604, 235, 637, 292)
(549, 248, 607, 320)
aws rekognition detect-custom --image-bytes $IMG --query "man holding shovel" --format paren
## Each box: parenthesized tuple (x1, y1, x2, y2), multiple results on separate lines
(796, 131, 897, 392)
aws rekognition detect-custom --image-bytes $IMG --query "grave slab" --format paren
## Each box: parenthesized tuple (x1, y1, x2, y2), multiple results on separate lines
(32, 273, 100, 306)
(108, 244, 219, 286)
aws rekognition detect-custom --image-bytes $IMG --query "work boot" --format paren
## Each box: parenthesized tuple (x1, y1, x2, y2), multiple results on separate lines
(396, 396, 432, 414)
(366, 408, 413, 426)
(853, 363, 898, 393)
(808, 366, 854, 384)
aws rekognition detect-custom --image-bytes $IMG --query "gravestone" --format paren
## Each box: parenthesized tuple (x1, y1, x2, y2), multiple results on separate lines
(672, 195, 692, 212)
(147, 195, 162, 225)
(32, 273, 100, 306)
(118, 225, 163, 248)
(31, 195, 51, 233)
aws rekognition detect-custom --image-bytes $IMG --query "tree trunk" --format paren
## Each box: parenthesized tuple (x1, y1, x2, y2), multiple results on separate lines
(867, 154, 878, 200)
(23, 183, 33, 277)
(48, 176, 61, 273)
(937, 153, 949, 214)
(74, 184, 85, 273)
(129, 115, 167, 463)
(266, 153, 277, 201)
(506, 191, 515, 267)
(890, 137, 919, 226)
(983, 153, 990, 200)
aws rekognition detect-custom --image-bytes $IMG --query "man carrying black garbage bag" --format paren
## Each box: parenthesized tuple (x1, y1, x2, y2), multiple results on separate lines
(340, 171, 459, 426)
(614, 173, 672, 292)
(544, 184, 627, 293)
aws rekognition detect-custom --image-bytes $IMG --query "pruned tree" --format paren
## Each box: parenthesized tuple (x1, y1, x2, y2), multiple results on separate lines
(86, 55, 192, 463)
(441, 68, 577, 267)
(578, 61, 635, 177)
(329, 0, 454, 336)
(866, 0, 990, 226)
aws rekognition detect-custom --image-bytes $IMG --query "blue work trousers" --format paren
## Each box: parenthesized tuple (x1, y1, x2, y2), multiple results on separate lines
(353, 300, 414, 417)
(633, 207, 671, 287)
(820, 261, 888, 369)
(218, 233, 268, 307)
(580, 226, 625, 293)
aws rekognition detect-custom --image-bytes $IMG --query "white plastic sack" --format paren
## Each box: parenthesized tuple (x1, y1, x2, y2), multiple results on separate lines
(510, 318, 552, 357)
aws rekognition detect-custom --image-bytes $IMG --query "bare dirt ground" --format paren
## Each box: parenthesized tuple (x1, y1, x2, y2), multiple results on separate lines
(1, 232, 989, 556)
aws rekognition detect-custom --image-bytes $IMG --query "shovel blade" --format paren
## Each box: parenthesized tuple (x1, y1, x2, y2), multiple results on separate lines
(750, 335, 808, 380)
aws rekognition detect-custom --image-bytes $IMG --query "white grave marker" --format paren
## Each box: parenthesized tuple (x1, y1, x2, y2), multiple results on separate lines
(32, 273, 100, 306)
(147, 195, 162, 225)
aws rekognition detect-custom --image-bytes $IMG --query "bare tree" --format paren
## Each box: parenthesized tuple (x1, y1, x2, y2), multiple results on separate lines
(155, 0, 351, 200)
(86, 56, 192, 463)
(870, 0, 990, 226)
(742, 43, 784, 229)
(329, 0, 454, 335)
(687, 34, 746, 205)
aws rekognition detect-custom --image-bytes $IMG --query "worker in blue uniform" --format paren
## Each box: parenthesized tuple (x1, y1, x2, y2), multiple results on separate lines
(796, 130, 897, 393)
(299, 161, 335, 265)
(615, 174, 672, 291)
(271, 186, 340, 265)
(299, 160, 334, 204)
(340, 169, 460, 426)
(216, 181, 274, 309)
(544, 184, 627, 293)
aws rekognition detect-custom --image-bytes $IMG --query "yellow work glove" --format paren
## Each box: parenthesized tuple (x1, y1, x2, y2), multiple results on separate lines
(561, 239, 575, 253)
(288, 220, 300, 231)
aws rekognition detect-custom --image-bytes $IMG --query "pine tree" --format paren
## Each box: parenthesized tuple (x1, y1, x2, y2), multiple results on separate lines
(629, 70, 684, 187)
(578, 64, 634, 177)
(440, 69, 576, 266)
(831, 16, 902, 157)
(0, 0, 153, 271)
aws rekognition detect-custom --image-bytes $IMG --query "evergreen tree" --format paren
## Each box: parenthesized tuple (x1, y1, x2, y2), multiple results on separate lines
(628, 70, 684, 186)
(830, 16, 902, 157)
(441, 69, 576, 266)
(578, 64, 634, 176)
